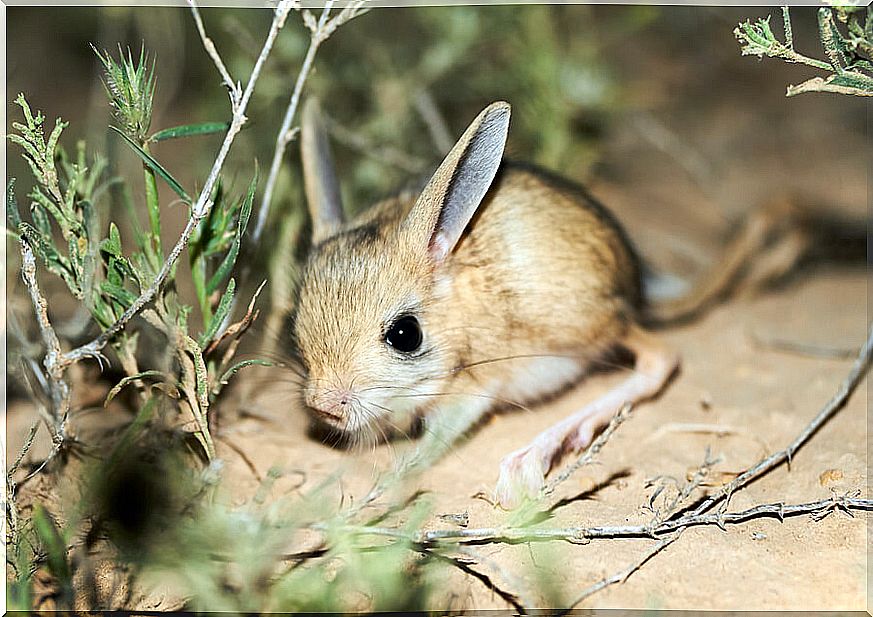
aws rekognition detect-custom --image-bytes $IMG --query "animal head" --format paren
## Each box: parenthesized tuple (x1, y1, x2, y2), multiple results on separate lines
(291, 99, 510, 440)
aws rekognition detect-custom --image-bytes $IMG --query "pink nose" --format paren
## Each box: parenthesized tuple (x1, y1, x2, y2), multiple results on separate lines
(305, 388, 352, 419)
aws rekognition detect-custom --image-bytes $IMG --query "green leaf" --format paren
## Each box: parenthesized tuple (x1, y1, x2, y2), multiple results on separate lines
(32, 505, 71, 590)
(206, 173, 257, 295)
(109, 126, 191, 203)
(101, 222, 124, 257)
(101, 279, 138, 308)
(199, 278, 235, 347)
(149, 121, 230, 143)
(7, 179, 21, 230)
(104, 370, 166, 406)
(216, 359, 273, 387)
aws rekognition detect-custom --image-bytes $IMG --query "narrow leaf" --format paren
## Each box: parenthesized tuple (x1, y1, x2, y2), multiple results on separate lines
(217, 359, 273, 386)
(109, 126, 191, 203)
(32, 505, 71, 587)
(104, 370, 166, 406)
(100, 280, 138, 307)
(149, 121, 230, 142)
(200, 278, 235, 347)
(206, 173, 257, 294)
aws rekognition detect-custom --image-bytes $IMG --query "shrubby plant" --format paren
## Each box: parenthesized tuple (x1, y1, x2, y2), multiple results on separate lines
(735, 5, 873, 96)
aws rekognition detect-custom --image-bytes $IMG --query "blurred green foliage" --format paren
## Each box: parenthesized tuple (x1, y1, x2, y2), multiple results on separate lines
(736, 5, 873, 96)
(258, 5, 658, 211)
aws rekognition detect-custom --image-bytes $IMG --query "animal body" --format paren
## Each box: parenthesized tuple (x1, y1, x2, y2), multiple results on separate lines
(289, 100, 679, 508)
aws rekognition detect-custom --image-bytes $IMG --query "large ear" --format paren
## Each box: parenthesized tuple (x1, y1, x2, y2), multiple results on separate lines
(301, 98, 345, 244)
(400, 101, 510, 262)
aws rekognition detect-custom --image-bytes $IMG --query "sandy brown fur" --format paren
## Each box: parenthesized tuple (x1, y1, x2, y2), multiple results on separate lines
(292, 161, 642, 436)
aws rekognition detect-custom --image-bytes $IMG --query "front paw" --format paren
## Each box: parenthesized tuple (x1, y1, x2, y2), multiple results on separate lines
(494, 446, 548, 509)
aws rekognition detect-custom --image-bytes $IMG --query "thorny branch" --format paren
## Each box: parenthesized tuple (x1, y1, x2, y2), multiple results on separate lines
(340, 494, 870, 546)
(553, 323, 873, 607)
(541, 403, 633, 499)
(562, 533, 680, 612)
(689, 321, 873, 518)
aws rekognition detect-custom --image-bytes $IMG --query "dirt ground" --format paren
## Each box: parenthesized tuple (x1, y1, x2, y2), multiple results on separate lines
(228, 268, 868, 611)
(6, 7, 869, 612)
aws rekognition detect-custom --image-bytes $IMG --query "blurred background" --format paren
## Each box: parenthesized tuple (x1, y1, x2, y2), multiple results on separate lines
(8, 4, 866, 278)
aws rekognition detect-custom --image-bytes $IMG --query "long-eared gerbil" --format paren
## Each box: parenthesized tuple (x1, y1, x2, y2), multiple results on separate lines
(288, 99, 679, 508)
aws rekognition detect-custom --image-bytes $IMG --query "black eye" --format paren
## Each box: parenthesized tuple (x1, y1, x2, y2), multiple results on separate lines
(385, 315, 422, 353)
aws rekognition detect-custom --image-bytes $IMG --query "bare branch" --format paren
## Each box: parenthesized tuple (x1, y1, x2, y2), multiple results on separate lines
(324, 112, 427, 174)
(563, 533, 680, 611)
(689, 322, 872, 517)
(422, 545, 528, 612)
(541, 403, 633, 499)
(252, 0, 369, 246)
(19, 240, 70, 427)
(413, 89, 454, 155)
(336, 494, 871, 546)
(189, 0, 243, 110)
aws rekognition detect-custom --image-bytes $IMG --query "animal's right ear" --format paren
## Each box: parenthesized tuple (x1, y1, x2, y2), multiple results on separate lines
(399, 101, 510, 263)
(301, 98, 345, 244)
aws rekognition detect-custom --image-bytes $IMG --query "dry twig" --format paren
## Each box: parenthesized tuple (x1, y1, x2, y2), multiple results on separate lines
(252, 0, 369, 245)
(189, 0, 242, 110)
(332, 493, 870, 546)
(749, 331, 857, 360)
(690, 323, 872, 518)
(562, 533, 680, 611)
(19, 241, 70, 427)
(541, 403, 633, 499)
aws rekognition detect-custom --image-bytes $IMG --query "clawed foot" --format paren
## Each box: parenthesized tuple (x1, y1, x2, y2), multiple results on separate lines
(494, 444, 549, 509)
(494, 420, 597, 509)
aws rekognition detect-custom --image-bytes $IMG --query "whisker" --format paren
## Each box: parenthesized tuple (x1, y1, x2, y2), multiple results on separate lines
(391, 390, 537, 415)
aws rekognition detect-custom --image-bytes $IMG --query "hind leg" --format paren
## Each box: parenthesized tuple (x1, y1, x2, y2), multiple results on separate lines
(494, 326, 679, 508)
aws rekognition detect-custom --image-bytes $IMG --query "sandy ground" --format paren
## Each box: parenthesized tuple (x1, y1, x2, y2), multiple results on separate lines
(212, 267, 866, 611)
(6, 7, 868, 611)
(7, 265, 868, 610)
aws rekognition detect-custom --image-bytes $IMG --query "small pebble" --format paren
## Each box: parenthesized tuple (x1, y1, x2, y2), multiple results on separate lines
(819, 468, 844, 487)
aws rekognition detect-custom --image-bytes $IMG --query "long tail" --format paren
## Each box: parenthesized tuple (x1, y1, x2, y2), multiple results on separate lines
(642, 198, 815, 327)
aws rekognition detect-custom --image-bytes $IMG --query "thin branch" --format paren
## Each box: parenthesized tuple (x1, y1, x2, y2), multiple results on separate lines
(562, 533, 680, 611)
(338, 494, 871, 546)
(252, 0, 369, 246)
(413, 88, 453, 155)
(690, 322, 872, 517)
(787, 74, 873, 97)
(19, 240, 70, 427)
(324, 113, 427, 174)
(62, 0, 296, 367)
(541, 403, 632, 499)
(189, 0, 243, 110)
(645, 447, 720, 527)
(749, 331, 857, 360)
(419, 546, 527, 612)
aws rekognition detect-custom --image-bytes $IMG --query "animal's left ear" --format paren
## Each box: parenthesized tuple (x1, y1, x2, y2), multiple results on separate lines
(401, 101, 510, 262)
(301, 98, 345, 244)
